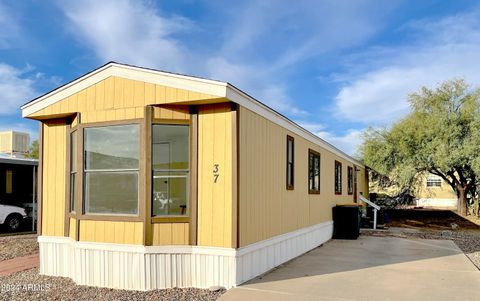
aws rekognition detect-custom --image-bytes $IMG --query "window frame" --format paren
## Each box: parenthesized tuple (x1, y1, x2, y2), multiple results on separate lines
(69, 130, 77, 213)
(426, 175, 442, 188)
(151, 122, 190, 220)
(150, 118, 193, 224)
(76, 119, 145, 223)
(347, 166, 353, 195)
(83, 123, 141, 216)
(308, 149, 320, 194)
(286, 135, 295, 190)
(334, 160, 342, 195)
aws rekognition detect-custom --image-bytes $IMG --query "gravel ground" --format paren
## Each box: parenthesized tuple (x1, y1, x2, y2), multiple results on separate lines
(0, 234, 38, 261)
(0, 268, 225, 301)
(361, 227, 480, 270)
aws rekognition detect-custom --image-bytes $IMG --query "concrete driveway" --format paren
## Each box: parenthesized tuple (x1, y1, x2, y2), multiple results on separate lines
(219, 236, 480, 301)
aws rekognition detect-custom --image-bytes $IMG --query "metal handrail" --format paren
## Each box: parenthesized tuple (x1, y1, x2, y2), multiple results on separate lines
(359, 195, 381, 230)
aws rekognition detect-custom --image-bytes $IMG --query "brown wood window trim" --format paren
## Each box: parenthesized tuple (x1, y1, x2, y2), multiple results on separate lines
(347, 166, 354, 195)
(286, 135, 294, 190)
(334, 160, 342, 195)
(150, 118, 194, 224)
(308, 149, 320, 194)
(76, 118, 145, 223)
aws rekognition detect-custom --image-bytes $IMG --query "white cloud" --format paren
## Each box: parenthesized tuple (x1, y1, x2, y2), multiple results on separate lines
(316, 129, 364, 156)
(56, 0, 397, 118)
(333, 8, 480, 124)
(0, 63, 38, 115)
(206, 57, 308, 116)
(57, 0, 193, 72)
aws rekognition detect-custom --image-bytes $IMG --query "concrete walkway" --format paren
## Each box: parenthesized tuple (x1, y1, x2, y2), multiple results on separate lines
(0, 253, 39, 276)
(220, 236, 480, 301)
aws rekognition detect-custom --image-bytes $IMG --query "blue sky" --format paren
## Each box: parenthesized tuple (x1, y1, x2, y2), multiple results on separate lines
(1, 0, 480, 155)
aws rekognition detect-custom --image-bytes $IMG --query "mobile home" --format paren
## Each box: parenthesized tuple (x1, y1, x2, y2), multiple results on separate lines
(21, 62, 368, 290)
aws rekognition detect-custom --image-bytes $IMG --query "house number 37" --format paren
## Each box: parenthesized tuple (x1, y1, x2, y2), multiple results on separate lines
(213, 164, 220, 183)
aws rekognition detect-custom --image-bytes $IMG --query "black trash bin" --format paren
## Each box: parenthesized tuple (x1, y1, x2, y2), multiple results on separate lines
(332, 205, 360, 239)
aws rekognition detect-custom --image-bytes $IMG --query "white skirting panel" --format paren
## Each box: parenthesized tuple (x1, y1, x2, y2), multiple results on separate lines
(38, 220, 333, 291)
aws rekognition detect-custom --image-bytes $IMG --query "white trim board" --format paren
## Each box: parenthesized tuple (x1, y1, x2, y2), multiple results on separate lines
(38, 220, 333, 291)
(21, 62, 363, 167)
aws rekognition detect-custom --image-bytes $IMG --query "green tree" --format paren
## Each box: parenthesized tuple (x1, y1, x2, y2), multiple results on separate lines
(25, 140, 39, 159)
(359, 79, 480, 216)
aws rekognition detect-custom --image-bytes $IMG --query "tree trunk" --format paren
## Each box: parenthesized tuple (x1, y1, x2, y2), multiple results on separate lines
(457, 186, 468, 216)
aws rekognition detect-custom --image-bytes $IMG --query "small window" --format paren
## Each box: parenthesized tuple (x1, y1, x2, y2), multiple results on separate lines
(426, 175, 442, 187)
(308, 149, 320, 194)
(5, 170, 12, 194)
(152, 124, 190, 217)
(335, 161, 342, 194)
(286, 135, 294, 190)
(84, 124, 140, 215)
(69, 131, 77, 212)
(347, 166, 353, 195)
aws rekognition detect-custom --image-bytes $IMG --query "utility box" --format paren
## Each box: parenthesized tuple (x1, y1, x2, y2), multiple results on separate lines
(332, 205, 361, 239)
(0, 131, 30, 157)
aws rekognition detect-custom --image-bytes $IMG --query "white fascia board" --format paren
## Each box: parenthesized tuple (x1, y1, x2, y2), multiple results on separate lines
(21, 63, 228, 117)
(226, 85, 365, 167)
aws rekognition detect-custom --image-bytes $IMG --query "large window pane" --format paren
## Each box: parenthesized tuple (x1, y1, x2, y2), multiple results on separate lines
(84, 124, 140, 215)
(152, 124, 189, 217)
(153, 172, 188, 216)
(85, 172, 138, 214)
(152, 125, 189, 170)
(84, 125, 139, 170)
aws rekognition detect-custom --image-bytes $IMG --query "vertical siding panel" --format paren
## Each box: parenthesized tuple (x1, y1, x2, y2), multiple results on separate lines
(96, 81, 105, 111)
(165, 87, 176, 103)
(133, 81, 145, 108)
(104, 222, 115, 243)
(159, 224, 172, 245)
(123, 78, 134, 108)
(115, 222, 126, 244)
(145, 82, 155, 105)
(96, 221, 105, 242)
(155, 85, 166, 104)
(114, 77, 125, 108)
(134, 222, 143, 244)
(86, 85, 96, 112)
(104, 77, 114, 109)
(124, 222, 135, 244)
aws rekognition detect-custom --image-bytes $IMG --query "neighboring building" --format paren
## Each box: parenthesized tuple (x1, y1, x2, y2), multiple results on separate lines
(0, 131, 30, 158)
(0, 153, 38, 231)
(21, 62, 369, 291)
(416, 174, 457, 208)
(370, 172, 458, 209)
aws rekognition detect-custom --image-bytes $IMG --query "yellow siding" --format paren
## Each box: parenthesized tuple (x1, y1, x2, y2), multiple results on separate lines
(79, 220, 143, 244)
(69, 218, 76, 240)
(29, 76, 221, 119)
(151, 223, 189, 245)
(41, 120, 67, 237)
(238, 106, 367, 247)
(197, 103, 234, 248)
